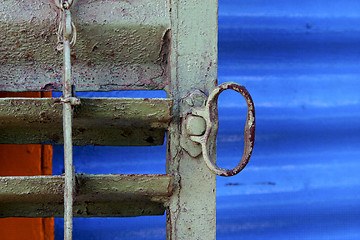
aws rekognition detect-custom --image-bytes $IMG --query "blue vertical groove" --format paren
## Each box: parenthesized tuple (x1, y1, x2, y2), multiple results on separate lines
(54, 0, 360, 239)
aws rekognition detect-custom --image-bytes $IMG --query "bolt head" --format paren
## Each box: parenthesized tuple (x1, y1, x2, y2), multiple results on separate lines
(186, 115, 206, 136)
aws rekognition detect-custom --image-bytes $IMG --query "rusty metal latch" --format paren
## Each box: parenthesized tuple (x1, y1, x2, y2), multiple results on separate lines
(185, 82, 255, 177)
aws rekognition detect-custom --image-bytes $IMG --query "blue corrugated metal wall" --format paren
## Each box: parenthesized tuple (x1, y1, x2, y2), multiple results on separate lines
(54, 0, 360, 239)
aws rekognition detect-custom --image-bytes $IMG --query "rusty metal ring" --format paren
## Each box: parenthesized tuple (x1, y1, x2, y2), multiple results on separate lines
(190, 82, 255, 177)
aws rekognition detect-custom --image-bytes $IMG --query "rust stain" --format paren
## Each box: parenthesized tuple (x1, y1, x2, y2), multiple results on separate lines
(186, 82, 255, 177)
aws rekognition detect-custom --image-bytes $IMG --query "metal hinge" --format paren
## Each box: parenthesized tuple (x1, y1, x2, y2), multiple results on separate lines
(181, 82, 255, 177)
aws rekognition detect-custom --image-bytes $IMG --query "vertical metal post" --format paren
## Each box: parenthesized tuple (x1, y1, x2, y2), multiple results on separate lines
(166, 0, 218, 239)
(61, 6, 75, 240)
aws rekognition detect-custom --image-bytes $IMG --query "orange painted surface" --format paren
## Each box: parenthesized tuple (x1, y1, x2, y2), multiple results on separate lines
(0, 92, 54, 240)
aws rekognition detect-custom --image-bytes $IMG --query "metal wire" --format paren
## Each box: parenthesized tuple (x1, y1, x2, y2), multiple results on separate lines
(56, 9, 77, 51)
(56, 0, 76, 52)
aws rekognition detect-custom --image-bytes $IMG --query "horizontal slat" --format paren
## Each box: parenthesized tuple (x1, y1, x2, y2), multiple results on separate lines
(0, 97, 172, 146)
(0, 0, 170, 91)
(0, 174, 174, 217)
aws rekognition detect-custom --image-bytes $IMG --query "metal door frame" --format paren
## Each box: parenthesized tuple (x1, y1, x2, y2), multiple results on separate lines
(166, 1, 218, 239)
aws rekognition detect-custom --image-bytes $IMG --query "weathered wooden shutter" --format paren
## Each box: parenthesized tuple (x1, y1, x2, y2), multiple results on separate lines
(0, 0, 255, 239)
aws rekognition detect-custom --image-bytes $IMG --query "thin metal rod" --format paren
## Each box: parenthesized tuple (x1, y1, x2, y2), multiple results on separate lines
(62, 8, 74, 240)
(63, 103, 73, 240)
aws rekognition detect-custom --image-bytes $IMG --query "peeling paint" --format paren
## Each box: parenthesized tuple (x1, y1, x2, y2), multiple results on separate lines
(166, 0, 218, 239)
(0, 174, 174, 217)
(0, 97, 173, 145)
(0, 0, 171, 91)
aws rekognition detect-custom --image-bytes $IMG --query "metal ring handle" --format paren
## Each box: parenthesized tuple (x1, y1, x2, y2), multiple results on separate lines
(190, 82, 255, 177)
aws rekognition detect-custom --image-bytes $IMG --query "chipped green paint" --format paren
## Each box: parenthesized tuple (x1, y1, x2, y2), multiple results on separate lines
(0, 0, 170, 91)
(0, 174, 174, 217)
(166, 0, 218, 239)
(0, 0, 220, 238)
(0, 97, 172, 145)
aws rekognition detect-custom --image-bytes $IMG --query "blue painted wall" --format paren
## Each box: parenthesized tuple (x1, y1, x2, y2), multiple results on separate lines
(54, 0, 360, 239)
